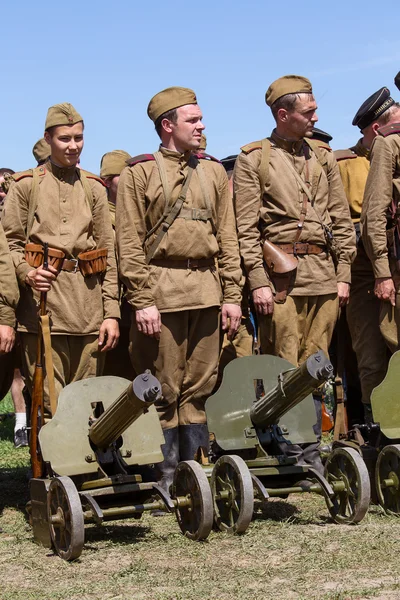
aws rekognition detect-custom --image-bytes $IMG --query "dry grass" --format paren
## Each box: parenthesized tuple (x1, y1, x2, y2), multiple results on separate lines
(1, 394, 400, 600)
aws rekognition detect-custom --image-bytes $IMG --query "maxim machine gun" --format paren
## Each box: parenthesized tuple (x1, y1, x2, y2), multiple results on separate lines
(29, 373, 214, 560)
(204, 350, 371, 534)
(334, 350, 400, 515)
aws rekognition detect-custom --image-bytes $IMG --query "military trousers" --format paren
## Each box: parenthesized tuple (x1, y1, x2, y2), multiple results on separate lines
(20, 333, 105, 416)
(347, 250, 389, 404)
(214, 317, 254, 391)
(259, 293, 339, 366)
(130, 306, 220, 429)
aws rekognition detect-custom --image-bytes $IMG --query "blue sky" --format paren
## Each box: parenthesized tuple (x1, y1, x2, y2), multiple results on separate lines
(1, 0, 399, 173)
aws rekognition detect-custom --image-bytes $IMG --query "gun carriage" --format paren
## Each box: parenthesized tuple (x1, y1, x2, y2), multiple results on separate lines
(204, 350, 370, 534)
(29, 372, 213, 560)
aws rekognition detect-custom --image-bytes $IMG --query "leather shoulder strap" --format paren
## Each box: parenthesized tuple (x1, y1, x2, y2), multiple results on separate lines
(378, 122, 400, 137)
(26, 166, 47, 240)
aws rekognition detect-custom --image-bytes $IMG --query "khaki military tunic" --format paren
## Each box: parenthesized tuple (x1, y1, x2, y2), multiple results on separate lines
(0, 221, 19, 327)
(361, 126, 400, 349)
(234, 130, 355, 364)
(336, 141, 388, 404)
(116, 147, 242, 428)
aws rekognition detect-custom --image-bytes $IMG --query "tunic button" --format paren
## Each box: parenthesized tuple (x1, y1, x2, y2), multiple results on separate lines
(62, 218, 67, 223)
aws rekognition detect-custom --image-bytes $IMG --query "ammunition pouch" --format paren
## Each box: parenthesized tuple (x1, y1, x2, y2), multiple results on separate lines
(262, 240, 298, 304)
(25, 243, 65, 272)
(77, 248, 108, 277)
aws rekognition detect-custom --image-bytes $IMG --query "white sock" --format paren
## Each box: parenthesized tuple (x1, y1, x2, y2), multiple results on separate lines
(14, 412, 27, 432)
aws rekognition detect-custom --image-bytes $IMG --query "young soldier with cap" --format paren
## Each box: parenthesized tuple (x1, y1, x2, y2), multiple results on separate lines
(361, 100, 400, 355)
(2, 103, 120, 415)
(116, 86, 242, 490)
(233, 75, 355, 470)
(336, 88, 400, 421)
(100, 150, 131, 228)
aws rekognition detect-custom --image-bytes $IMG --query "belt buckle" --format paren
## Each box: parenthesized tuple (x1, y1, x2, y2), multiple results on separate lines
(187, 258, 198, 269)
(293, 242, 299, 258)
(70, 258, 79, 273)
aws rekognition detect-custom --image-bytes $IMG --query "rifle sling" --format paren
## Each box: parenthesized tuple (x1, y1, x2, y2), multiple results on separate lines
(40, 313, 57, 417)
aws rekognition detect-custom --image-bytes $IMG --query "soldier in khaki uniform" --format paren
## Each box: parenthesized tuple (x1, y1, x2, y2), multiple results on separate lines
(234, 75, 356, 469)
(2, 103, 120, 414)
(361, 103, 400, 355)
(116, 86, 242, 489)
(336, 88, 399, 420)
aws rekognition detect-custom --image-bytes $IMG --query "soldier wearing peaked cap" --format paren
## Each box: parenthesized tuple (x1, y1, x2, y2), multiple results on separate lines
(233, 75, 356, 472)
(2, 102, 120, 416)
(116, 86, 242, 491)
(311, 127, 333, 150)
(336, 87, 399, 421)
(361, 96, 400, 357)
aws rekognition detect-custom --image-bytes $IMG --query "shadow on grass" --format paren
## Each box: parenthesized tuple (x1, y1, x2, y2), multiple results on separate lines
(84, 522, 152, 549)
(254, 499, 301, 522)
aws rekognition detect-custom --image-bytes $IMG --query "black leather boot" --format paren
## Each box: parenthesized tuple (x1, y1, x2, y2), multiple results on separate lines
(155, 427, 180, 493)
(178, 424, 209, 461)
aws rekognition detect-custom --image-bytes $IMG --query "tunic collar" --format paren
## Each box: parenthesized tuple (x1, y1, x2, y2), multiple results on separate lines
(159, 145, 193, 165)
(46, 159, 78, 182)
(270, 130, 304, 155)
(352, 139, 370, 160)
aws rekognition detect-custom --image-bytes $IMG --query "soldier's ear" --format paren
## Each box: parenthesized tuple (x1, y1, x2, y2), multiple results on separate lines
(277, 108, 288, 123)
(44, 131, 52, 145)
(371, 122, 381, 136)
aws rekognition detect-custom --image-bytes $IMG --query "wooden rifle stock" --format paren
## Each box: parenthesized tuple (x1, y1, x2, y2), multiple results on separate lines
(30, 242, 48, 478)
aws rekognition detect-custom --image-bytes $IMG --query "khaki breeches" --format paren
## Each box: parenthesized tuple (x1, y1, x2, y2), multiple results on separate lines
(347, 254, 389, 403)
(259, 294, 338, 365)
(20, 333, 105, 415)
(215, 317, 254, 390)
(129, 307, 220, 429)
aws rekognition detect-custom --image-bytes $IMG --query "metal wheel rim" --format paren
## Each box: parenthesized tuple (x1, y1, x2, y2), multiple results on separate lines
(210, 455, 254, 534)
(172, 460, 213, 541)
(47, 476, 85, 560)
(324, 447, 370, 524)
(376, 444, 400, 515)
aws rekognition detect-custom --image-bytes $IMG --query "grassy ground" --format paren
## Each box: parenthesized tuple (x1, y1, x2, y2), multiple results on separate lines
(1, 394, 400, 600)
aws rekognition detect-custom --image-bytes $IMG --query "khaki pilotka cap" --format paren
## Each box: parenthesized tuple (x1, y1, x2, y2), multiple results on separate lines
(100, 150, 131, 179)
(265, 75, 313, 107)
(147, 87, 197, 122)
(45, 102, 83, 130)
(32, 138, 50, 163)
(199, 134, 207, 151)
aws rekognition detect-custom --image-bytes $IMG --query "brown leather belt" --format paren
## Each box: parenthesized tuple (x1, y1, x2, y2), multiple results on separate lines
(151, 258, 216, 269)
(61, 258, 79, 273)
(277, 243, 327, 256)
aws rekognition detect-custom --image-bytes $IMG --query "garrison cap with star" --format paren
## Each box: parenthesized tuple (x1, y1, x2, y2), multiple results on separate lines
(352, 87, 394, 130)
(45, 102, 83, 130)
(265, 75, 312, 107)
(395, 71, 400, 91)
(147, 87, 197, 122)
(100, 150, 131, 179)
(32, 138, 50, 163)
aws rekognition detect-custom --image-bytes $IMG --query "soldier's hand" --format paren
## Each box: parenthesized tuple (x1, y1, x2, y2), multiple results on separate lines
(98, 318, 120, 352)
(337, 282, 350, 307)
(252, 286, 274, 315)
(221, 303, 242, 340)
(374, 277, 396, 306)
(25, 265, 58, 292)
(136, 305, 162, 339)
(0, 325, 15, 354)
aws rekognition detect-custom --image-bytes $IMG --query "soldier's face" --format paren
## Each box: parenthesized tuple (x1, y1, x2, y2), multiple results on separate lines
(45, 122, 84, 168)
(286, 95, 318, 139)
(169, 104, 205, 152)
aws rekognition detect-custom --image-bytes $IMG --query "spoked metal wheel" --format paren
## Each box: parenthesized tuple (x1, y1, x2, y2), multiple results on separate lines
(376, 444, 400, 515)
(172, 460, 213, 541)
(210, 455, 254, 534)
(324, 447, 370, 524)
(47, 476, 85, 560)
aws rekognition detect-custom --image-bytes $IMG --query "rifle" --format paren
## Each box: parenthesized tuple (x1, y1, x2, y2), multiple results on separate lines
(30, 242, 48, 478)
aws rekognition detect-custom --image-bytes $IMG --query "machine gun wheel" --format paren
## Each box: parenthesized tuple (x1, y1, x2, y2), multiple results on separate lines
(324, 447, 370, 524)
(172, 460, 213, 541)
(47, 476, 85, 560)
(210, 455, 254, 534)
(375, 444, 400, 515)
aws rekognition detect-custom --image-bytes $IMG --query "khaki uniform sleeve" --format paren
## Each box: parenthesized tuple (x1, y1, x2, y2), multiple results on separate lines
(1, 178, 33, 287)
(0, 222, 19, 327)
(90, 180, 120, 320)
(116, 166, 156, 310)
(214, 166, 242, 304)
(233, 151, 271, 291)
(361, 136, 394, 279)
(325, 151, 356, 283)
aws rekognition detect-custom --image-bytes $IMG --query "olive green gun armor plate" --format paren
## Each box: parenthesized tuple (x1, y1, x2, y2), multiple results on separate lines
(39, 376, 164, 476)
(206, 355, 317, 452)
(371, 351, 400, 440)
